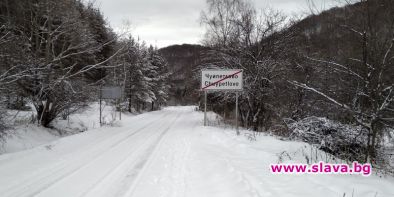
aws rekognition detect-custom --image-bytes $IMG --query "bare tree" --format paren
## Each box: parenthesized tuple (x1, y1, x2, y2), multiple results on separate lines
(0, 0, 122, 127)
(200, 0, 298, 131)
(200, 0, 257, 47)
(292, 0, 394, 163)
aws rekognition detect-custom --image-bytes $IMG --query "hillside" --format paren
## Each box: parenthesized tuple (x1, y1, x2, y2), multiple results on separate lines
(159, 44, 209, 105)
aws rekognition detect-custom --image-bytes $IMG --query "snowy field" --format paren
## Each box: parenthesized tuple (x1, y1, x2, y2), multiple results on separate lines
(1, 102, 121, 154)
(0, 106, 393, 197)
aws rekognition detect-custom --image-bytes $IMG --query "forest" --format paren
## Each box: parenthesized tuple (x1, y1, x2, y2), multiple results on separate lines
(181, 0, 392, 172)
(0, 0, 170, 128)
(1, 0, 393, 174)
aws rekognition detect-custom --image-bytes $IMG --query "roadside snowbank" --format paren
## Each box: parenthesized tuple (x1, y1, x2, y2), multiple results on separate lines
(1, 102, 122, 154)
(0, 106, 392, 197)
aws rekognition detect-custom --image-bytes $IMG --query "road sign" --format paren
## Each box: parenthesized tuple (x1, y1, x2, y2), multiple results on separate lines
(101, 86, 122, 99)
(99, 86, 123, 126)
(201, 69, 243, 91)
(201, 69, 243, 135)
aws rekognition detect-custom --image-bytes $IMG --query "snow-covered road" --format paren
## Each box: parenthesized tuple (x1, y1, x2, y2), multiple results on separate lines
(0, 106, 393, 197)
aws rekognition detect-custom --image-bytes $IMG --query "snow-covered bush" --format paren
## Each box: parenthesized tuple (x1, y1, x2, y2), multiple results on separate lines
(287, 117, 394, 174)
(0, 107, 7, 140)
(286, 116, 368, 162)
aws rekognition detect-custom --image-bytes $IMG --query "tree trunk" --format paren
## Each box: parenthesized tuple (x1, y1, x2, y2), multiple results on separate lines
(37, 102, 55, 128)
(128, 68, 133, 113)
(369, 121, 378, 163)
(128, 96, 132, 112)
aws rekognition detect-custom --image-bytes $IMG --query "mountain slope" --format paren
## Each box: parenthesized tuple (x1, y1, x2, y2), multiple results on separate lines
(159, 44, 209, 105)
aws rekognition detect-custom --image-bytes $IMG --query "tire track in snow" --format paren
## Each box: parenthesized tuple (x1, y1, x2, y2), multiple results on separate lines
(120, 112, 185, 197)
(179, 121, 200, 197)
(0, 111, 165, 165)
(162, 118, 198, 197)
(123, 110, 199, 197)
(30, 113, 176, 197)
(1, 113, 170, 197)
(79, 111, 183, 197)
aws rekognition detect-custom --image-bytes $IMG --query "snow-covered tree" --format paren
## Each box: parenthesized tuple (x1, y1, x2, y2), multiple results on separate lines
(291, 0, 394, 163)
(200, 0, 297, 131)
(118, 38, 170, 112)
(0, 0, 120, 127)
(147, 46, 171, 110)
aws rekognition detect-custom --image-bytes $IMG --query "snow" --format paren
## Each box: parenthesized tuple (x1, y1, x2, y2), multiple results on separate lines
(0, 125, 59, 154)
(1, 102, 121, 154)
(0, 106, 393, 197)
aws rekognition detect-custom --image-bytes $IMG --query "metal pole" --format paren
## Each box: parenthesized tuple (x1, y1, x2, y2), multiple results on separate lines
(204, 91, 207, 126)
(99, 88, 102, 126)
(119, 99, 121, 120)
(236, 91, 239, 135)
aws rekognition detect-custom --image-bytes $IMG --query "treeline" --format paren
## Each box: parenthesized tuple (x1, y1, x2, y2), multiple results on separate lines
(159, 44, 207, 105)
(0, 0, 170, 129)
(199, 0, 394, 167)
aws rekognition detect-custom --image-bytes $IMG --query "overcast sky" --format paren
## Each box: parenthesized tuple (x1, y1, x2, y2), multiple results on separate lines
(96, 0, 340, 48)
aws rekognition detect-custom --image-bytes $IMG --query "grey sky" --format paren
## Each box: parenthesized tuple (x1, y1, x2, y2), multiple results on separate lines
(96, 0, 340, 48)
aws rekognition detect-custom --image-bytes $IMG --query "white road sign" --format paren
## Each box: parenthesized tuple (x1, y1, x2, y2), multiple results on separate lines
(201, 69, 243, 91)
(101, 86, 122, 99)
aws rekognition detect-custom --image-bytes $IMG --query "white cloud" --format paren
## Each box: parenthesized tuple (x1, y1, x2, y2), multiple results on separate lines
(97, 0, 342, 48)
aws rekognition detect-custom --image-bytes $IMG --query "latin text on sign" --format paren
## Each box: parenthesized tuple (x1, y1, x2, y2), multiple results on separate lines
(201, 69, 243, 91)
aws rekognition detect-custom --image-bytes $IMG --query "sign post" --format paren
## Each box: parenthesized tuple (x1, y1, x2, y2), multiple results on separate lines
(204, 91, 207, 126)
(99, 86, 102, 126)
(236, 91, 239, 135)
(99, 86, 123, 126)
(201, 69, 243, 135)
